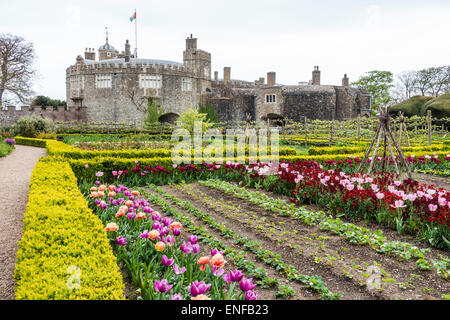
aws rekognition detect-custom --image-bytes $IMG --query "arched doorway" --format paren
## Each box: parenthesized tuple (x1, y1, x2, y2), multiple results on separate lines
(158, 113, 179, 124)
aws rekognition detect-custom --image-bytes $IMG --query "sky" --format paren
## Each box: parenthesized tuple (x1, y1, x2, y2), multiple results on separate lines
(1, 0, 449, 101)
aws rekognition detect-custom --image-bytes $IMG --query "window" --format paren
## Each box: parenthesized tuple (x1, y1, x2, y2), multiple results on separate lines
(140, 74, 162, 89)
(265, 94, 276, 103)
(70, 75, 84, 90)
(107, 52, 111, 57)
(182, 77, 192, 91)
(96, 74, 112, 88)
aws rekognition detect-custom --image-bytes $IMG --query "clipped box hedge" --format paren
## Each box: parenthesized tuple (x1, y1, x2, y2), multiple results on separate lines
(309, 144, 448, 155)
(14, 159, 124, 299)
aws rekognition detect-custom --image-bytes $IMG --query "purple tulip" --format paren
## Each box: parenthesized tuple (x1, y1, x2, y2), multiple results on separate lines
(162, 217, 173, 227)
(160, 226, 169, 236)
(115, 236, 127, 246)
(100, 202, 107, 210)
(94, 199, 101, 205)
(164, 236, 175, 246)
(170, 293, 183, 300)
(154, 279, 173, 293)
(139, 230, 150, 239)
(129, 195, 135, 201)
(192, 244, 200, 254)
(245, 290, 258, 300)
(212, 266, 224, 277)
(127, 212, 136, 220)
(180, 241, 192, 254)
(152, 212, 162, 221)
(223, 270, 244, 283)
(239, 277, 257, 292)
(173, 264, 186, 275)
(95, 181, 100, 185)
(162, 255, 175, 266)
(112, 200, 118, 206)
(172, 228, 181, 236)
(189, 281, 211, 297)
(153, 222, 161, 230)
(211, 248, 224, 256)
(189, 235, 198, 244)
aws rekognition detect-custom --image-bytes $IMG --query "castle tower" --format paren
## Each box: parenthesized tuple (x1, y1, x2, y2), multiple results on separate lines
(98, 27, 119, 61)
(124, 40, 131, 62)
(183, 34, 211, 82)
(223, 67, 231, 85)
(342, 74, 349, 87)
(267, 72, 276, 86)
(214, 71, 219, 82)
(312, 66, 321, 85)
(84, 48, 95, 60)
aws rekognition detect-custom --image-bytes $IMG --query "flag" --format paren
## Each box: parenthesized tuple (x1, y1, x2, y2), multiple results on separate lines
(130, 11, 136, 22)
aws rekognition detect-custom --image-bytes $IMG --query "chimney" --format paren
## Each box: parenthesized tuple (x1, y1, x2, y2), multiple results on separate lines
(267, 72, 276, 86)
(214, 71, 218, 82)
(125, 40, 131, 62)
(84, 48, 95, 60)
(342, 74, 349, 87)
(224, 67, 231, 85)
(186, 34, 198, 50)
(259, 77, 265, 85)
(312, 66, 321, 85)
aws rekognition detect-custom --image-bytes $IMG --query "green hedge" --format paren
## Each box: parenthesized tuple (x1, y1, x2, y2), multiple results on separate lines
(309, 144, 448, 155)
(14, 160, 124, 299)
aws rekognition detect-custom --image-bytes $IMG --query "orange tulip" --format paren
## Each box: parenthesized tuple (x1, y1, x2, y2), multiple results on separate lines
(197, 256, 210, 271)
(170, 221, 182, 230)
(105, 222, 119, 232)
(119, 205, 128, 213)
(137, 212, 146, 221)
(98, 185, 107, 192)
(90, 186, 98, 192)
(191, 294, 210, 300)
(155, 241, 165, 252)
(149, 229, 160, 241)
(108, 191, 116, 197)
(116, 210, 125, 218)
(125, 200, 134, 207)
(210, 253, 226, 269)
(97, 191, 105, 198)
(108, 185, 116, 191)
(90, 192, 98, 198)
(131, 190, 140, 196)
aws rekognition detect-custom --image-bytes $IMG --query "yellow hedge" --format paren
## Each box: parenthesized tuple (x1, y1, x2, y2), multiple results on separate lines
(14, 160, 124, 300)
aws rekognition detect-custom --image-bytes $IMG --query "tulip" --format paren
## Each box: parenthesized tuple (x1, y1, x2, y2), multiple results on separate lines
(180, 241, 193, 254)
(239, 277, 256, 292)
(391, 200, 406, 209)
(105, 223, 118, 232)
(115, 236, 127, 246)
(189, 235, 198, 244)
(223, 270, 244, 283)
(428, 204, 438, 212)
(192, 244, 200, 253)
(154, 279, 173, 293)
(162, 255, 175, 266)
(155, 241, 165, 252)
(212, 266, 224, 277)
(170, 221, 182, 230)
(210, 253, 226, 269)
(189, 281, 211, 297)
(140, 230, 150, 239)
(245, 290, 258, 300)
(197, 256, 210, 271)
(149, 230, 160, 241)
(172, 228, 181, 236)
(191, 294, 210, 300)
(170, 293, 182, 300)
(173, 264, 187, 275)
(211, 248, 224, 256)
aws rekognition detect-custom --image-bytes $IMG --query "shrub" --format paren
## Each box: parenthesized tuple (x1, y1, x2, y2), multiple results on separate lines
(14, 160, 124, 299)
(422, 94, 450, 118)
(389, 95, 434, 117)
(37, 132, 57, 140)
(11, 115, 56, 138)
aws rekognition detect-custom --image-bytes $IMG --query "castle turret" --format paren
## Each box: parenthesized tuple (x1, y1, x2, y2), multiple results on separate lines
(312, 66, 321, 85)
(214, 71, 218, 82)
(183, 34, 211, 82)
(98, 27, 119, 61)
(124, 40, 131, 62)
(342, 74, 349, 87)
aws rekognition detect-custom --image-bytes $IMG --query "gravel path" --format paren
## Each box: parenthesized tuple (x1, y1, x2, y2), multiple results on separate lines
(0, 145, 46, 300)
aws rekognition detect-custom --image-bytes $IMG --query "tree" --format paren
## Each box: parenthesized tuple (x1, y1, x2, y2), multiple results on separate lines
(351, 70, 394, 114)
(31, 95, 66, 109)
(198, 103, 218, 123)
(144, 98, 162, 126)
(396, 71, 417, 100)
(176, 108, 213, 134)
(0, 34, 35, 106)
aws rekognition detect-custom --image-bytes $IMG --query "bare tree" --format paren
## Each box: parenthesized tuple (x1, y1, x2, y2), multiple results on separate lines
(0, 34, 35, 106)
(397, 70, 417, 99)
(125, 74, 148, 113)
(429, 65, 450, 96)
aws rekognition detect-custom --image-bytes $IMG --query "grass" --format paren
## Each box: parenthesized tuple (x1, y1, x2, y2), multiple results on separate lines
(0, 142, 13, 157)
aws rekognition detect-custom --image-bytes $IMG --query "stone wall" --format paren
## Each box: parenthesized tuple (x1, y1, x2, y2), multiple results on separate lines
(0, 106, 87, 127)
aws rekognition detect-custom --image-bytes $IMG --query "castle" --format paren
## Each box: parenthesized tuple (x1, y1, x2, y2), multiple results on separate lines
(0, 34, 372, 128)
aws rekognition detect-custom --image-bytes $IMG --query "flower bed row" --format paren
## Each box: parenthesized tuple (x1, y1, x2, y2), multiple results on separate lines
(80, 179, 260, 300)
(200, 179, 449, 280)
(14, 159, 124, 299)
(308, 144, 448, 156)
(143, 184, 340, 299)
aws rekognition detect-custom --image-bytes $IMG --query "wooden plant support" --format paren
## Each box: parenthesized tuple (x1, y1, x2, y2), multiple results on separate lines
(357, 106, 411, 178)
(396, 112, 411, 147)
